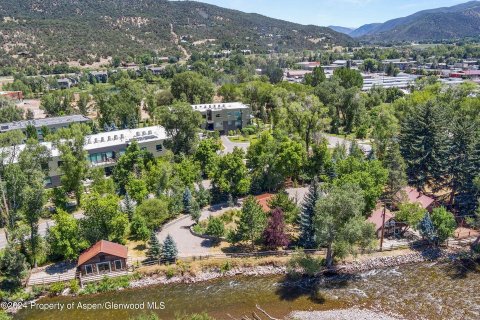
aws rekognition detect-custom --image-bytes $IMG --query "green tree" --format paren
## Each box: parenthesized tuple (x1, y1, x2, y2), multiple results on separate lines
(135, 198, 170, 230)
(267, 190, 300, 224)
(126, 178, 149, 204)
(171, 71, 214, 104)
(21, 174, 45, 266)
(235, 196, 267, 249)
(80, 194, 129, 245)
(0, 245, 27, 284)
(54, 124, 91, 206)
(47, 209, 88, 260)
(383, 141, 407, 201)
(162, 234, 178, 262)
(182, 187, 193, 214)
(130, 214, 150, 241)
(431, 207, 456, 244)
(78, 92, 91, 116)
(212, 148, 251, 198)
(299, 177, 322, 249)
(147, 232, 162, 260)
(400, 101, 450, 192)
(113, 141, 153, 193)
(194, 138, 221, 177)
(304, 66, 326, 87)
(205, 216, 225, 244)
(157, 102, 203, 155)
(395, 203, 426, 233)
(314, 183, 375, 267)
(333, 67, 363, 89)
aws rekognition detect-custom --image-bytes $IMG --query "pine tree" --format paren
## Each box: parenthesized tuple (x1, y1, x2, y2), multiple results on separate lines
(348, 140, 365, 160)
(448, 117, 480, 214)
(299, 177, 322, 249)
(147, 232, 162, 261)
(419, 212, 436, 244)
(400, 101, 450, 192)
(162, 234, 178, 263)
(263, 208, 289, 249)
(121, 192, 137, 220)
(183, 187, 193, 214)
(383, 141, 407, 201)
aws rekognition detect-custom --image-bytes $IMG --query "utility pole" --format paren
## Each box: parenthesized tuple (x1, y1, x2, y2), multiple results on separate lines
(379, 201, 387, 251)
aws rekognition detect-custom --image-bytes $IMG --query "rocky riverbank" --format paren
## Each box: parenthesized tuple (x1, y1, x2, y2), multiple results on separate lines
(290, 308, 402, 320)
(130, 247, 458, 288)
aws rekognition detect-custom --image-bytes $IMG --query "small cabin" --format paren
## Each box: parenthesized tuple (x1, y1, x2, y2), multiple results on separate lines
(77, 240, 128, 276)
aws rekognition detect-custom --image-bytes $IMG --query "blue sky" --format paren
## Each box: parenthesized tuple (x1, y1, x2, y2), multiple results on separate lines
(194, 0, 470, 28)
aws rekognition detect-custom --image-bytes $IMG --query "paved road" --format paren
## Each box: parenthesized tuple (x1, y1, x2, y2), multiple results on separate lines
(156, 203, 235, 257)
(157, 187, 309, 257)
(0, 212, 84, 249)
(220, 136, 250, 154)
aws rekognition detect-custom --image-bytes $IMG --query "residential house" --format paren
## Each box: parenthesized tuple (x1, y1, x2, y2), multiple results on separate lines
(77, 240, 128, 276)
(89, 71, 109, 83)
(367, 205, 395, 238)
(395, 186, 436, 211)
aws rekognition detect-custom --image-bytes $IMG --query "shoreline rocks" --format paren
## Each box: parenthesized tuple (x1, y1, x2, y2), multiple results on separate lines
(129, 247, 458, 289)
(290, 308, 402, 320)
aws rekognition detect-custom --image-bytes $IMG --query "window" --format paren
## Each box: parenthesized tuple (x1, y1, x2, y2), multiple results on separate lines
(215, 113, 221, 118)
(156, 144, 163, 152)
(85, 264, 93, 275)
(97, 262, 110, 273)
(44, 177, 52, 186)
(114, 260, 122, 270)
(215, 122, 223, 129)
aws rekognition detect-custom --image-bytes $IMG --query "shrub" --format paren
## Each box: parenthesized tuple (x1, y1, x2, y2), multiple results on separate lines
(287, 250, 324, 278)
(205, 217, 225, 241)
(69, 279, 80, 294)
(49, 282, 65, 296)
(166, 267, 175, 279)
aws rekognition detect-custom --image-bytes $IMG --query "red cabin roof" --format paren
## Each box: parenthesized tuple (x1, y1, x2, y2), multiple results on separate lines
(77, 240, 128, 266)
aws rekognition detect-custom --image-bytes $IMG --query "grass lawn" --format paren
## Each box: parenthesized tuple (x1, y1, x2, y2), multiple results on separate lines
(229, 134, 258, 143)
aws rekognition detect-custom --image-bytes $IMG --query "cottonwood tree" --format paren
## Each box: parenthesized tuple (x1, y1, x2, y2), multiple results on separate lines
(170, 71, 214, 104)
(212, 147, 251, 199)
(157, 102, 203, 155)
(47, 209, 88, 260)
(314, 183, 376, 267)
(54, 123, 91, 206)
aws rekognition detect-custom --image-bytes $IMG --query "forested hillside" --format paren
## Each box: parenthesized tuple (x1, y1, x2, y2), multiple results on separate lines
(0, 0, 353, 69)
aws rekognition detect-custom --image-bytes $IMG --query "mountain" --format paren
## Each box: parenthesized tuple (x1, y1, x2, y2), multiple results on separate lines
(0, 0, 354, 68)
(353, 1, 480, 41)
(349, 23, 382, 38)
(328, 25, 354, 35)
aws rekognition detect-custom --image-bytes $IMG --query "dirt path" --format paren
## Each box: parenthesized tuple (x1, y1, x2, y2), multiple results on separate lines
(170, 23, 190, 60)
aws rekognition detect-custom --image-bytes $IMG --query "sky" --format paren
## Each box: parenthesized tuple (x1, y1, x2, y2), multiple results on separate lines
(192, 0, 470, 28)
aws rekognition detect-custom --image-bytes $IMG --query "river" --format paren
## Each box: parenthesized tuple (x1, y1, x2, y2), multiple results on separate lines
(14, 261, 480, 320)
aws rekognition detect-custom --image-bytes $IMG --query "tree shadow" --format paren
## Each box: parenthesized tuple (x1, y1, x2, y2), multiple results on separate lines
(134, 243, 146, 251)
(444, 254, 480, 280)
(44, 261, 76, 275)
(408, 241, 443, 260)
(274, 273, 358, 304)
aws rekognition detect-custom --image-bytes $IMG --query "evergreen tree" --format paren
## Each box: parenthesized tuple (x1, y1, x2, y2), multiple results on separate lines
(147, 232, 162, 261)
(383, 141, 407, 201)
(121, 192, 137, 220)
(419, 212, 436, 244)
(183, 187, 193, 214)
(162, 234, 178, 263)
(263, 208, 289, 249)
(400, 101, 450, 192)
(448, 117, 480, 214)
(236, 196, 267, 249)
(299, 177, 322, 249)
(348, 140, 365, 160)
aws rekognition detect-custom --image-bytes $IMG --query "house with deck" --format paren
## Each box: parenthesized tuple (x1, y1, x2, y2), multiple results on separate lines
(77, 240, 128, 276)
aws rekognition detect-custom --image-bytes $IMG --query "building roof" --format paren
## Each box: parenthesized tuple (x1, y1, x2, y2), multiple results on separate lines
(397, 186, 435, 209)
(255, 193, 274, 212)
(367, 205, 394, 232)
(77, 240, 128, 266)
(191, 102, 249, 112)
(0, 115, 91, 132)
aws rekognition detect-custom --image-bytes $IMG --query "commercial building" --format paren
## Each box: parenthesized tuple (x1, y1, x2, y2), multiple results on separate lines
(2, 125, 169, 188)
(362, 73, 418, 91)
(0, 115, 92, 141)
(191, 102, 251, 134)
